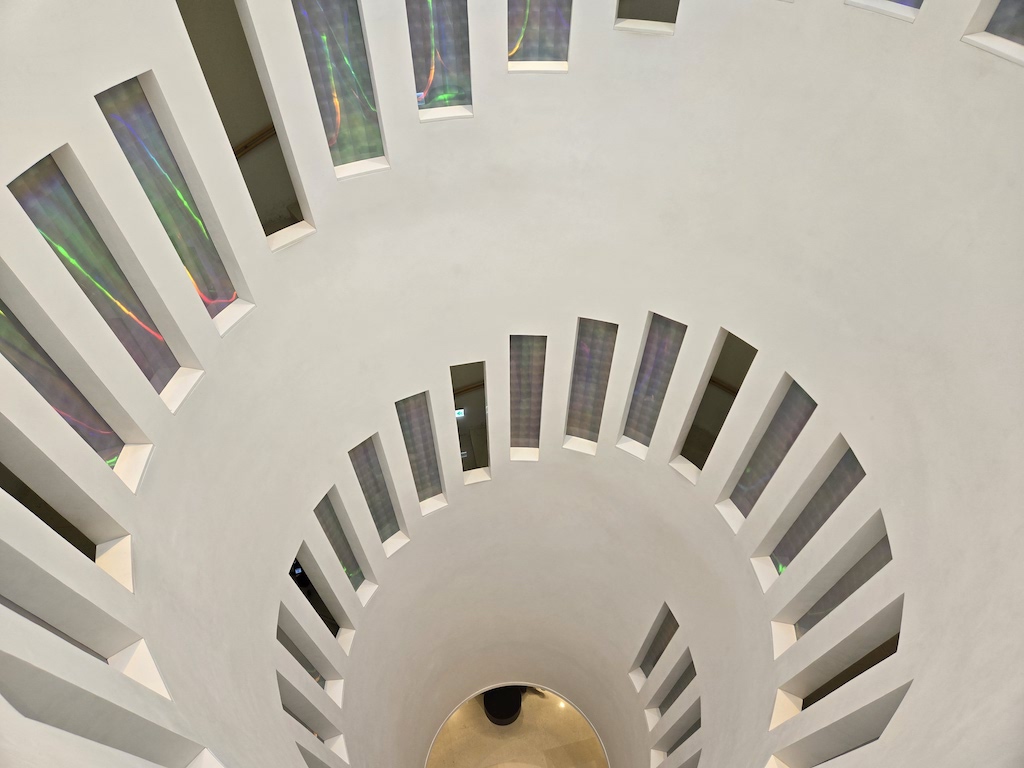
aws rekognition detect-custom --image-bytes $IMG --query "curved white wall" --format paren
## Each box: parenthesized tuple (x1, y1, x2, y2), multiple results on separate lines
(0, 1, 1022, 768)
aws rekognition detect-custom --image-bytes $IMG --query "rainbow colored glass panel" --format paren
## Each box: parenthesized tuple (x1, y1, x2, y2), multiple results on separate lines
(508, 0, 572, 62)
(9, 156, 179, 393)
(96, 78, 237, 319)
(405, 0, 473, 110)
(292, 0, 385, 166)
(0, 298, 123, 465)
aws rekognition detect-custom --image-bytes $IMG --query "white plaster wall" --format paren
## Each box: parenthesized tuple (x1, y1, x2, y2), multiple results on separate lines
(0, 0, 1022, 767)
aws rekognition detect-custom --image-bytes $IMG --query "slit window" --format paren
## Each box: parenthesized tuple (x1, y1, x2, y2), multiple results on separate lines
(679, 332, 757, 470)
(667, 715, 701, 754)
(658, 660, 696, 715)
(289, 559, 341, 635)
(312, 494, 365, 591)
(396, 392, 444, 501)
(616, 0, 680, 26)
(0, 298, 123, 465)
(796, 536, 892, 638)
(510, 336, 546, 450)
(451, 362, 490, 472)
(96, 78, 238, 318)
(0, 460, 94, 559)
(277, 626, 325, 688)
(987, 0, 1024, 45)
(349, 435, 401, 542)
(173, 0, 304, 236)
(731, 381, 817, 517)
(9, 156, 180, 394)
(772, 449, 866, 574)
(623, 313, 686, 447)
(566, 318, 618, 443)
(639, 607, 678, 676)
(508, 0, 572, 63)
(405, 0, 473, 112)
(291, 0, 385, 167)
(802, 635, 900, 710)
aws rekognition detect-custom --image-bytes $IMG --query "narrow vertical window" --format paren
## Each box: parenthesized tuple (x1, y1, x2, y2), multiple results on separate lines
(636, 606, 678, 677)
(731, 381, 817, 517)
(0, 460, 95, 559)
(678, 332, 757, 471)
(288, 559, 341, 635)
(405, 0, 473, 116)
(509, 335, 546, 459)
(96, 78, 238, 319)
(658, 660, 696, 715)
(667, 713, 701, 754)
(508, 0, 572, 70)
(451, 362, 490, 481)
(771, 449, 867, 574)
(9, 156, 179, 394)
(312, 494, 365, 591)
(174, 0, 305, 236)
(396, 392, 445, 509)
(349, 435, 401, 543)
(291, 0, 386, 169)
(565, 318, 618, 451)
(796, 536, 892, 638)
(986, 0, 1024, 45)
(622, 313, 686, 451)
(0, 298, 123, 465)
(801, 635, 900, 710)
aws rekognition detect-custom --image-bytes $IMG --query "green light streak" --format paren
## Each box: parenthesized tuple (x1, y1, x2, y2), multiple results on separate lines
(509, 0, 531, 58)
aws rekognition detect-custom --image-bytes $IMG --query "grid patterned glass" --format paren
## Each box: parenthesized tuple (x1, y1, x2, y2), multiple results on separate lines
(987, 0, 1024, 45)
(640, 608, 678, 676)
(510, 335, 546, 449)
(679, 333, 757, 470)
(96, 78, 237, 319)
(9, 156, 179, 393)
(731, 382, 817, 517)
(291, 0, 385, 166)
(796, 536, 892, 638)
(659, 660, 696, 715)
(0, 298, 123, 466)
(349, 436, 400, 542)
(623, 314, 686, 447)
(396, 392, 443, 501)
(405, 0, 473, 109)
(566, 318, 618, 442)
(508, 0, 572, 62)
(313, 494, 365, 590)
(771, 449, 867, 574)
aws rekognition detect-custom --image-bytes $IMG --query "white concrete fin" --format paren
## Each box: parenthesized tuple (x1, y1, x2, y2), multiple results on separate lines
(96, 534, 134, 592)
(108, 638, 170, 699)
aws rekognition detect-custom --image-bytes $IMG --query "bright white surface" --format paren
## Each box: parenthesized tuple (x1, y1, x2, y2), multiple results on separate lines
(0, 2, 1022, 768)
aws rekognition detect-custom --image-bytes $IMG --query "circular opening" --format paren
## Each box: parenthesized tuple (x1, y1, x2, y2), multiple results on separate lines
(426, 684, 609, 768)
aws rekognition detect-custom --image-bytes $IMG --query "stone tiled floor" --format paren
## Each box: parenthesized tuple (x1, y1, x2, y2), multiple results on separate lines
(426, 688, 608, 768)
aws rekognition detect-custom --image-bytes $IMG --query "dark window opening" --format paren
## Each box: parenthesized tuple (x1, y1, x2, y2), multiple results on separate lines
(680, 333, 757, 470)
(617, 0, 680, 24)
(0, 460, 95, 559)
(802, 634, 900, 710)
(451, 362, 489, 472)
(288, 559, 340, 636)
(176, 0, 303, 236)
